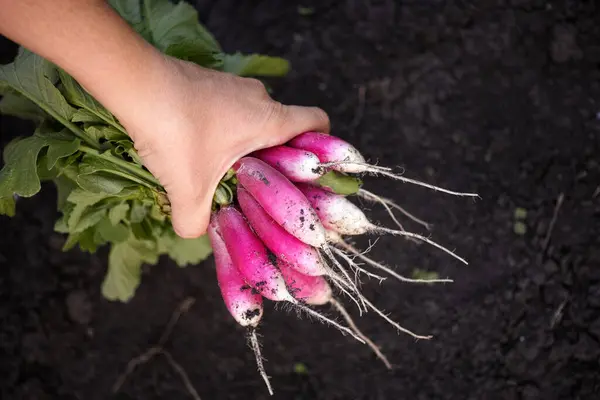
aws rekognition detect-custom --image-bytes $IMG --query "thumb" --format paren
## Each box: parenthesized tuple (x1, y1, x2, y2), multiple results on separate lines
(273, 104, 331, 145)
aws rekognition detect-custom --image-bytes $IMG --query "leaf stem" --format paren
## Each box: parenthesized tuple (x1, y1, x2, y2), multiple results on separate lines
(79, 145, 161, 188)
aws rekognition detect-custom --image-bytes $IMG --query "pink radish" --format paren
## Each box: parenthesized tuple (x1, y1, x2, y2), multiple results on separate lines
(251, 145, 323, 182)
(236, 185, 328, 276)
(278, 261, 332, 305)
(289, 132, 479, 198)
(207, 214, 273, 395)
(296, 183, 469, 265)
(296, 183, 370, 234)
(233, 157, 326, 248)
(217, 206, 296, 303)
(288, 131, 366, 173)
(208, 215, 264, 327)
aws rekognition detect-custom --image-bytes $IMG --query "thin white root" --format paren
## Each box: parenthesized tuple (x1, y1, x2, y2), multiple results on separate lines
(248, 329, 273, 396)
(358, 189, 432, 230)
(328, 273, 365, 314)
(320, 161, 480, 198)
(331, 246, 387, 283)
(330, 298, 392, 369)
(371, 225, 468, 265)
(321, 246, 367, 312)
(294, 303, 366, 344)
(319, 161, 395, 173)
(363, 298, 432, 340)
(337, 240, 453, 284)
(368, 170, 480, 198)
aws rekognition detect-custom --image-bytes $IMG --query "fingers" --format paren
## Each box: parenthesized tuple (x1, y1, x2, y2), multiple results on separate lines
(276, 104, 331, 142)
(169, 186, 212, 239)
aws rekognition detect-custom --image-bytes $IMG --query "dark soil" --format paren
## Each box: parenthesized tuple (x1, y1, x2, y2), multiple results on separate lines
(2, 1, 600, 399)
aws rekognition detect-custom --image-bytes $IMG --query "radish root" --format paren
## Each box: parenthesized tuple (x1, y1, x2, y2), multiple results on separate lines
(248, 328, 273, 396)
(294, 303, 366, 344)
(363, 298, 432, 340)
(357, 188, 432, 231)
(320, 246, 368, 312)
(334, 238, 453, 284)
(321, 161, 479, 198)
(330, 298, 392, 369)
(331, 246, 387, 283)
(369, 225, 468, 265)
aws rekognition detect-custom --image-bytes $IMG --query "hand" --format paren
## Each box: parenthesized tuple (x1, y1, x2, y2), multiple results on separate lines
(0, 0, 329, 238)
(117, 55, 330, 238)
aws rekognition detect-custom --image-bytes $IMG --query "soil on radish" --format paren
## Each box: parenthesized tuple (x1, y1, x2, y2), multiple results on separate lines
(1, 1, 600, 399)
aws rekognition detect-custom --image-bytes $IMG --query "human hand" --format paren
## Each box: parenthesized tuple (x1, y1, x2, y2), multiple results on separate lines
(116, 55, 330, 238)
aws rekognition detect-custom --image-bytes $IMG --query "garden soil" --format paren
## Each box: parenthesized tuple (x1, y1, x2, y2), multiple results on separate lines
(1, 1, 599, 399)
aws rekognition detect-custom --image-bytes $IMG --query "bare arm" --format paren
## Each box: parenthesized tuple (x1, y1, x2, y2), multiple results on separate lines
(0, 0, 329, 237)
(0, 0, 164, 121)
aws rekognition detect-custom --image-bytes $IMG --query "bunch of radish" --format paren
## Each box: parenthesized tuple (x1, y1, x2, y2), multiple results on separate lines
(208, 131, 478, 395)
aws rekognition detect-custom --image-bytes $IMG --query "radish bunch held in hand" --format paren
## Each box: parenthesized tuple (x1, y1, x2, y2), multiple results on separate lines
(208, 131, 479, 395)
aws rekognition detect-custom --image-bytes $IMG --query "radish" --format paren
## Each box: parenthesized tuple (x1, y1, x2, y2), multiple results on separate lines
(297, 183, 468, 265)
(217, 206, 296, 303)
(207, 215, 272, 395)
(208, 215, 264, 327)
(233, 157, 369, 310)
(289, 132, 479, 198)
(236, 185, 327, 276)
(278, 260, 332, 305)
(233, 156, 326, 248)
(288, 131, 366, 173)
(251, 145, 323, 182)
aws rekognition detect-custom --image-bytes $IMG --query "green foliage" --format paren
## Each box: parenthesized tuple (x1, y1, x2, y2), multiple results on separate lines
(0, 0, 291, 302)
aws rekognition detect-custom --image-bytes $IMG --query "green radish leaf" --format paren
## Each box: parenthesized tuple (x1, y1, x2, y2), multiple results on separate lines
(76, 172, 137, 195)
(71, 206, 107, 233)
(0, 131, 80, 198)
(46, 137, 80, 170)
(0, 50, 76, 127)
(102, 236, 159, 302)
(84, 125, 128, 142)
(129, 201, 148, 223)
(58, 70, 125, 133)
(96, 218, 129, 243)
(113, 140, 143, 165)
(54, 176, 78, 210)
(160, 230, 212, 267)
(165, 41, 222, 68)
(143, 0, 221, 53)
(0, 196, 16, 217)
(0, 90, 46, 121)
(66, 189, 109, 229)
(219, 53, 290, 77)
(108, 202, 130, 225)
(72, 108, 104, 124)
(317, 171, 363, 195)
(78, 228, 98, 253)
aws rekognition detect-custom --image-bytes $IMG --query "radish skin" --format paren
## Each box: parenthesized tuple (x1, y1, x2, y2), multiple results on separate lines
(251, 145, 323, 182)
(289, 133, 479, 198)
(297, 184, 468, 265)
(233, 157, 327, 248)
(288, 131, 366, 173)
(278, 261, 332, 305)
(208, 215, 273, 395)
(237, 185, 328, 276)
(296, 183, 370, 234)
(217, 206, 296, 303)
(208, 216, 264, 327)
